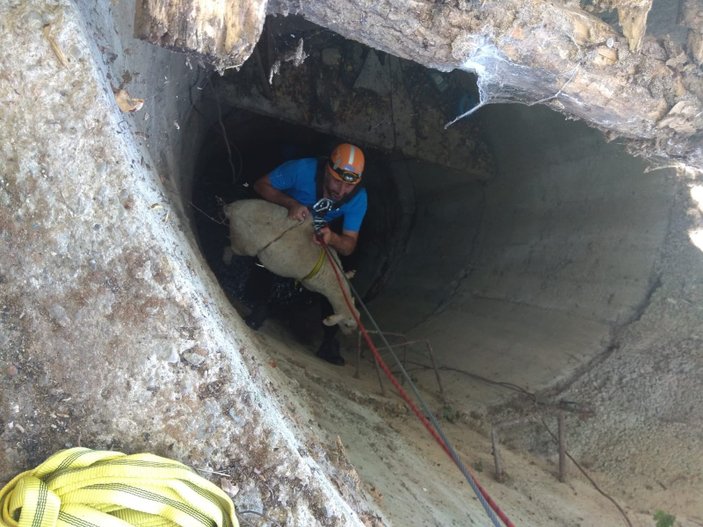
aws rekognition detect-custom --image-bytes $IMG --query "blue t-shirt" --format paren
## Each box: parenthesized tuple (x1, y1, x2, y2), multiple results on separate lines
(268, 158, 367, 233)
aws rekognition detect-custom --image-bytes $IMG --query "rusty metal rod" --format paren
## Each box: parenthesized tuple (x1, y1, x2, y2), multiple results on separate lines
(558, 411, 567, 482)
(491, 427, 505, 482)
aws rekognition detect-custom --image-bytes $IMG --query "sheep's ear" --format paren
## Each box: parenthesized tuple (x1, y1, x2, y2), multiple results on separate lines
(345, 269, 356, 279)
(323, 314, 345, 327)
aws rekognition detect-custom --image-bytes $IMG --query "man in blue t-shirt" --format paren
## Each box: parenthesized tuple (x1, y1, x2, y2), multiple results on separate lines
(245, 143, 367, 365)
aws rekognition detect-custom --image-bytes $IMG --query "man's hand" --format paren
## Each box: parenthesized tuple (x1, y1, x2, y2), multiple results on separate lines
(313, 227, 358, 256)
(314, 226, 333, 246)
(288, 203, 309, 222)
(254, 176, 309, 222)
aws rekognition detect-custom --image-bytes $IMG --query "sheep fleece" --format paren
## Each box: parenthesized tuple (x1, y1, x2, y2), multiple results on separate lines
(223, 199, 358, 332)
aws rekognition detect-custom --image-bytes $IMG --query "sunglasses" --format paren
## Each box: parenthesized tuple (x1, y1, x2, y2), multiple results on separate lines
(328, 164, 361, 184)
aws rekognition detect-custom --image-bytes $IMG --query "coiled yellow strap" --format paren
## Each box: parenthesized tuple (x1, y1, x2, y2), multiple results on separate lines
(0, 447, 238, 527)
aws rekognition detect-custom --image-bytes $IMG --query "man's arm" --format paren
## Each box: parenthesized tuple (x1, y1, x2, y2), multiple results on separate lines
(253, 175, 309, 222)
(315, 227, 358, 256)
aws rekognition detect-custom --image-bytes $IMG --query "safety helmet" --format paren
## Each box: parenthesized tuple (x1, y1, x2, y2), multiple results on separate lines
(326, 143, 365, 185)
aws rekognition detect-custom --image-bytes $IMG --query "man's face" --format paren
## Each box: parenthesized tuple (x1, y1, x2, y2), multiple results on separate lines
(324, 171, 358, 201)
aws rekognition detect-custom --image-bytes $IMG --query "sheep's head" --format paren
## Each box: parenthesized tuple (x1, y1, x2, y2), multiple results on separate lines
(322, 313, 358, 335)
(322, 298, 359, 335)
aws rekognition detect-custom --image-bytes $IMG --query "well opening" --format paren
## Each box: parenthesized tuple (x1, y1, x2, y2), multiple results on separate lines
(188, 16, 676, 407)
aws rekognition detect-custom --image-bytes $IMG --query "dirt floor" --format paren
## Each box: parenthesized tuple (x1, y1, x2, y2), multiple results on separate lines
(244, 314, 696, 527)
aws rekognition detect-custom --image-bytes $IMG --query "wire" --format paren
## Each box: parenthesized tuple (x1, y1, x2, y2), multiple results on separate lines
(319, 240, 513, 527)
(190, 201, 227, 225)
(206, 76, 240, 185)
(539, 418, 633, 527)
(438, 365, 536, 399)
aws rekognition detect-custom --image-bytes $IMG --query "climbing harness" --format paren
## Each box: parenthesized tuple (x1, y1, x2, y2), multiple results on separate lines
(317, 239, 515, 527)
(0, 447, 238, 527)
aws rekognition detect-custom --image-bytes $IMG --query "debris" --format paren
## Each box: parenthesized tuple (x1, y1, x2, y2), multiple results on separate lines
(268, 61, 280, 84)
(289, 38, 307, 67)
(182, 350, 206, 367)
(268, 38, 308, 84)
(657, 100, 699, 134)
(49, 304, 71, 328)
(616, 0, 653, 52)
(368, 484, 383, 502)
(42, 24, 69, 68)
(594, 46, 617, 66)
(219, 477, 239, 498)
(665, 53, 688, 70)
(428, 71, 448, 93)
(113, 88, 144, 113)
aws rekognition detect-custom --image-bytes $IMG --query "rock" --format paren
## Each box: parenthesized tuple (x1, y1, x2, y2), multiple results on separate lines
(49, 304, 71, 327)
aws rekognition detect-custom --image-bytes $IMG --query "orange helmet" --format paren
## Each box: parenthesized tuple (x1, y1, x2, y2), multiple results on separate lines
(326, 143, 365, 185)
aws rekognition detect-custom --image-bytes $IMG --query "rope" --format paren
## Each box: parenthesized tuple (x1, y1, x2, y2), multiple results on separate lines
(0, 447, 238, 527)
(301, 247, 325, 282)
(318, 241, 514, 527)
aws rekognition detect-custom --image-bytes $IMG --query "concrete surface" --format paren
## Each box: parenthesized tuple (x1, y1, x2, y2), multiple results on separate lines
(369, 104, 674, 407)
(2, 0, 702, 525)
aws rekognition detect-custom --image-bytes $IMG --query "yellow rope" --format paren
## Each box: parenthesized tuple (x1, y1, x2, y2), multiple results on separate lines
(301, 247, 326, 282)
(0, 448, 238, 527)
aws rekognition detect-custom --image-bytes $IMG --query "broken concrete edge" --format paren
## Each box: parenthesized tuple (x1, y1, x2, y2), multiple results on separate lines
(268, 0, 703, 173)
(458, 55, 702, 173)
(133, 0, 268, 73)
(127, 0, 703, 174)
(0, 1, 382, 524)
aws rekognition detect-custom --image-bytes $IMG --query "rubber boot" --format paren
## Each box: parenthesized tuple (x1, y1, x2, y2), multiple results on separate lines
(244, 304, 269, 330)
(316, 337, 345, 366)
(244, 261, 274, 330)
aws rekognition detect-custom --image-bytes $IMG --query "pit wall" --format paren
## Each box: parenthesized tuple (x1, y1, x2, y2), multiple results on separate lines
(78, 0, 210, 207)
(0, 0, 379, 523)
(473, 104, 673, 326)
(372, 103, 675, 399)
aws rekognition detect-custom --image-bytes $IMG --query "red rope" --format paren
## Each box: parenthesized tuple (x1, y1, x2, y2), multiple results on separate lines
(320, 242, 514, 527)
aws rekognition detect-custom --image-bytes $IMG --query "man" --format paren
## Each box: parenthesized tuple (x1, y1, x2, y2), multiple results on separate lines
(245, 143, 367, 365)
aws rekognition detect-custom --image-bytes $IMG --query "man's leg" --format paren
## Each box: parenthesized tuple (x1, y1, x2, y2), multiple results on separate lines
(244, 262, 274, 330)
(316, 297, 345, 366)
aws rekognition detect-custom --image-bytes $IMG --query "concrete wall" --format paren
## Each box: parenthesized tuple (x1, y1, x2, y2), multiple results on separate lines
(0, 1, 377, 524)
(474, 104, 672, 325)
(370, 103, 675, 404)
(78, 0, 204, 204)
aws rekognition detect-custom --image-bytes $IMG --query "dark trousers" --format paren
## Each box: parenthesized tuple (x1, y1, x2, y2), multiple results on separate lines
(245, 262, 338, 344)
(245, 261, 275, 309)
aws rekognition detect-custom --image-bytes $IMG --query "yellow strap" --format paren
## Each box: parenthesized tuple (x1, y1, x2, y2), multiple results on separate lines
(301, 247, 326, 282)
(0, 448, 238, 527)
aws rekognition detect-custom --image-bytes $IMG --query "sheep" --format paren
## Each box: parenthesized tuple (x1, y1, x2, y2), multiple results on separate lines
(223, 199, 359, 334)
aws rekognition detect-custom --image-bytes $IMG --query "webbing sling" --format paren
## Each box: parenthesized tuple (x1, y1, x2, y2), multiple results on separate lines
(0, 447, 238, 527)
(301, 247, 326, 282)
